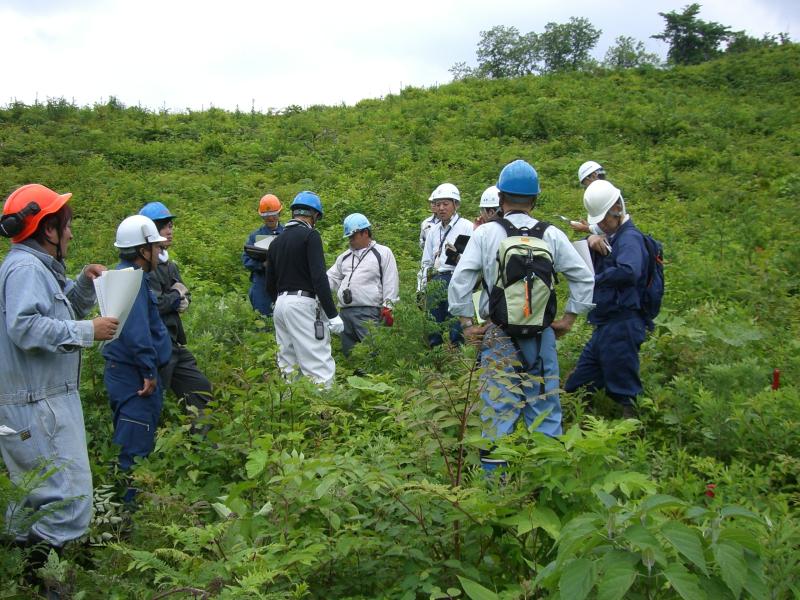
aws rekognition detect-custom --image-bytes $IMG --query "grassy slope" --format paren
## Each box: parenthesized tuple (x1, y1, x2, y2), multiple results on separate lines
(0, 45, 798, 597)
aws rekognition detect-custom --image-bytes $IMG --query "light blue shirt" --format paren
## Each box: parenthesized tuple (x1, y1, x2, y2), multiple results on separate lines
(0, 244, 96, 404)
(448, 212, 595, 319)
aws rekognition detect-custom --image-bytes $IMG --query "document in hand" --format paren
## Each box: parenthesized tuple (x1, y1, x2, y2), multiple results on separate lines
(572, 240, 595, 275)
(93, 268, 143, 340)
(244, 235, 276, 261)
(254, 235, 276, 249)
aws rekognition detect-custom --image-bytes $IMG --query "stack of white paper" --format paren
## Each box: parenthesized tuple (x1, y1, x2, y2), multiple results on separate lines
(93, 268, 143, 341)
(254, 235, 276, 250)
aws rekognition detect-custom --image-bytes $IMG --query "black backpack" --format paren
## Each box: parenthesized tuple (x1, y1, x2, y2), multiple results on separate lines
(641, 234, 664, 326)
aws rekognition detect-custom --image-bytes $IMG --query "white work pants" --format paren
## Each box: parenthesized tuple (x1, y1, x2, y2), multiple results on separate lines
(273, 294, 335, 386)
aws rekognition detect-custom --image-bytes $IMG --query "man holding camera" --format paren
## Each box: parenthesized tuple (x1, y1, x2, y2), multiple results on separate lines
(327, 213, 399, 356)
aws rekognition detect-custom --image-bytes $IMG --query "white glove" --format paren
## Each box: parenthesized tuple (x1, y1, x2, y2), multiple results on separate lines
(171, 282, 189, 296)
(328, 315, 344, 335)
(178, 296, 189, 313)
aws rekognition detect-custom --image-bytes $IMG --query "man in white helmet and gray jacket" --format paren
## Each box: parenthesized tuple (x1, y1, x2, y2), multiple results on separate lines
(328, 213, 399, 356)
(418, 183, 474, 347)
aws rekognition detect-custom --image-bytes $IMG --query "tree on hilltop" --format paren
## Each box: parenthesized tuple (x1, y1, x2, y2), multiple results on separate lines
(450, 18, 601, 80)
(604, 36, 661, 69)
(652, 3, 731, 65)
(539, 17, 601, 72)
(726, 31, 792, 54)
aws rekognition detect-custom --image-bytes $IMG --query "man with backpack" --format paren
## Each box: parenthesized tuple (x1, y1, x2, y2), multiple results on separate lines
(564, 180, 657, 418)
(448, 160, 594, 472)
(327, 213, 399, 356)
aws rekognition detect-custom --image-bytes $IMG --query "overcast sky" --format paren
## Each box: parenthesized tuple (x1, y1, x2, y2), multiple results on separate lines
(1, 0, 797, 112)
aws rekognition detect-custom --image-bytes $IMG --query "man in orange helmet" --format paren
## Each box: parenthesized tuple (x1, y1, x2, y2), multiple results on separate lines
(0, 184, 118, 590)
(243, 194, 284, 317)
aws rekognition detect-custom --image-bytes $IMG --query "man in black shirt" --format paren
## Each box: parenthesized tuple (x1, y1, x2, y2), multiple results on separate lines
(139, 202, 212, 432)
(266, 191, 343, 387)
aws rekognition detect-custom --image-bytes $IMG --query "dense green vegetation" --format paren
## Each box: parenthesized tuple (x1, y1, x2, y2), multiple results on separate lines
(1, 45, 799, 599)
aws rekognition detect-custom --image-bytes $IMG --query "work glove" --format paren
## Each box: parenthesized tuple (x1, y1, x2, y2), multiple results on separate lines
(178, 296, 190, 313)
(328, 315, 344, 335)
(171, 282, 189, 296)
(380, 307, 394, 327)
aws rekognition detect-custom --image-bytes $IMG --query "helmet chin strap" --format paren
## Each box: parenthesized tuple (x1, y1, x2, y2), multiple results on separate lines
(42, 230, 64, 263)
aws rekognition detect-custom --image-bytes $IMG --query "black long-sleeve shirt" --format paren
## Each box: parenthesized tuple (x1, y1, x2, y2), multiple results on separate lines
(148, 259, 187, 345)
(266, 220, 338, 318)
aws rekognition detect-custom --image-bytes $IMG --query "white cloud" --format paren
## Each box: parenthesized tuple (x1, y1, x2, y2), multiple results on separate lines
(0, 0, 796, 111)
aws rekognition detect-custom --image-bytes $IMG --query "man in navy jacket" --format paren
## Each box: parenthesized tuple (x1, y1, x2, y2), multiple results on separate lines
(243, 194, 285, 317)
(565, 180, 649, 418)
(102, 215, 171, 501)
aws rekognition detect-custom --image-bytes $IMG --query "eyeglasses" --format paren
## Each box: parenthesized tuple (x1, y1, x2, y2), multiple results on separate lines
(431, 200, 454, 208)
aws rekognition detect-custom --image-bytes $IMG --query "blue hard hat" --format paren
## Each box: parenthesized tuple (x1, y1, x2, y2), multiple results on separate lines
(290, 191, 323, 217)
(342, 213, 371, 238)
(139, 201, 175, 221)
(497, 160, 540, 196)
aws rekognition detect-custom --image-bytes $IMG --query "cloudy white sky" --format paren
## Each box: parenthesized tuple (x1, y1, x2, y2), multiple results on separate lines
(1, 0, 797, 112)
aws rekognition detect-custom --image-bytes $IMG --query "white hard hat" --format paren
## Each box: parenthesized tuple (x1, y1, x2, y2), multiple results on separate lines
(583, 180, 623, 225)
(114, 215, 167, 248)
(578, 160, 604, 184)
(429, 183, 461, 203)
(479, 185, 500, 208)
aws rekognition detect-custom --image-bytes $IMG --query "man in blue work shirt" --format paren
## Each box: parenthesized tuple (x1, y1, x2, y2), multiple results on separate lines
(102, 215, 172, 502)
(564, 180, 649, 418)
(243, 194, 284, 317)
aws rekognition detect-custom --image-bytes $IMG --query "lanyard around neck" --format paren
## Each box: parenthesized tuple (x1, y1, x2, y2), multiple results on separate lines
(437, 215, 460, 255)
(346, 244, 374, 287)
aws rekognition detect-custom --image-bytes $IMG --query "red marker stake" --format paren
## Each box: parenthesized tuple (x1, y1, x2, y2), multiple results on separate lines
(772, 369, 780, 391)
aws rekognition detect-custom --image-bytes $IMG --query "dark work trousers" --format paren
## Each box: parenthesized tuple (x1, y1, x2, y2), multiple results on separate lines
(339, 306, 381, 356)
(104, 361, 164, 472)
(426, 271, 463, 347)
(248, 270, 274, 317)
(564, 314, 647, 407)
(159, 345, 213, 419)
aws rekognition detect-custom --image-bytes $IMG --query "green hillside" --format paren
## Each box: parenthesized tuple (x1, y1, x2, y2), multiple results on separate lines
(1, 45, 798, 598)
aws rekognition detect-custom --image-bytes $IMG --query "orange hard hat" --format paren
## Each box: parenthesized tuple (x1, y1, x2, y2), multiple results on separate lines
(258, 194, 282, 216)
(3, 184, 72, 243)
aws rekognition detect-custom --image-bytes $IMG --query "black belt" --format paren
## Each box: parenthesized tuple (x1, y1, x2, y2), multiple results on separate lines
(279, 290, 316, 299)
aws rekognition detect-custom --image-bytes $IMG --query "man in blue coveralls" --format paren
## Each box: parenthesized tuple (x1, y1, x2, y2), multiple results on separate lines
(243, 194, 285, 317)
(564, 180, 650, 418)
(102, 215, 172, 501)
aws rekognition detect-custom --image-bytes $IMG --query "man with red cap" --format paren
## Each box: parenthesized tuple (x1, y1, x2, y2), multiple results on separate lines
(0, 184, 118, 590)
(243, 194, 284, 317)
